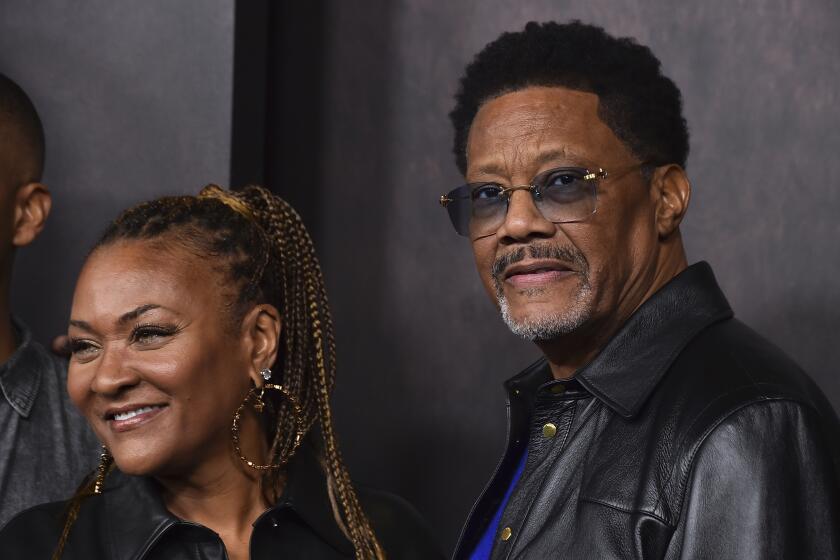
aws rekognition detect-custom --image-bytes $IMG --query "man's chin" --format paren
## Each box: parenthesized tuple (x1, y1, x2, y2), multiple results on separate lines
(502, 284, 578, 311)
(498, 288, 594, 341)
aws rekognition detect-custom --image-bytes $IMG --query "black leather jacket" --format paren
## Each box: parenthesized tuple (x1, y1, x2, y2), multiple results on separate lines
(0, 443, 445, 559)
(454, 262, 840, 559)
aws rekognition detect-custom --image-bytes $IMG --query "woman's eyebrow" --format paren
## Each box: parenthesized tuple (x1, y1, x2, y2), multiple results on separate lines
(69, 304, 166, 334)
(117, 304, 162, 325)
(68, 319, 94, 332)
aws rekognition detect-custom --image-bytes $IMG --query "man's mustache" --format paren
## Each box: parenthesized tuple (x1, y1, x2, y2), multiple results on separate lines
(491, 244, 589, 281)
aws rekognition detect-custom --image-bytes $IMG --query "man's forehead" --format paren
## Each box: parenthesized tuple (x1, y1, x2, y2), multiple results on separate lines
(466, 87, 606, 175)
(473, 87, 600, 134)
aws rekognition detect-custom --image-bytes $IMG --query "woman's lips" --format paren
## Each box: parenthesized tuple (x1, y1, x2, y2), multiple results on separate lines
(107, 404, 168, 433)
(506, 268, 575, 288)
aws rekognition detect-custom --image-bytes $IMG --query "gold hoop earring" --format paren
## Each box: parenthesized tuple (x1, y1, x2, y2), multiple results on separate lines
(93, 445, 113, 494)
(231, 383, 305, 470)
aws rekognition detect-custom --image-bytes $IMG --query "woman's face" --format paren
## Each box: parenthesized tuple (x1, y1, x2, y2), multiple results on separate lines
(67, 240, 259, 477)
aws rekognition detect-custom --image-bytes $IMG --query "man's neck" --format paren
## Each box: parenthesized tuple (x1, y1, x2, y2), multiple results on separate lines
(0, 276, 16, 364)
(538, 246, 689, 380)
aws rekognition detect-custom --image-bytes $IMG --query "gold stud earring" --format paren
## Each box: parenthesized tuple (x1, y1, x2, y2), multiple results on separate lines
(252, 368, 273, 412)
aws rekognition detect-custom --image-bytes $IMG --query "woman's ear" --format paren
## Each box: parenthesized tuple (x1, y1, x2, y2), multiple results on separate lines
(650, 164, 691, 238)
(240, 304, 282, 387)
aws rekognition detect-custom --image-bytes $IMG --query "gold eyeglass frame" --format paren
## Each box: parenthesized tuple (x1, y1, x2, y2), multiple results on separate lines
(438, 166, 608, 209)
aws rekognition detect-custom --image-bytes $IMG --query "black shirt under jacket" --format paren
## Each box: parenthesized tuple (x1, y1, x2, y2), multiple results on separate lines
(454, 262, 840, 560)
(0, 442, 445, 559)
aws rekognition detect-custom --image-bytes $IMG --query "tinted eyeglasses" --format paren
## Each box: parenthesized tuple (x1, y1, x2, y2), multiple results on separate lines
(440, 166, 611, 237)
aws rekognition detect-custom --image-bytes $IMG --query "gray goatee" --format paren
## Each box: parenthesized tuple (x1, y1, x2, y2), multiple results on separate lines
(493, 244, 592, 342)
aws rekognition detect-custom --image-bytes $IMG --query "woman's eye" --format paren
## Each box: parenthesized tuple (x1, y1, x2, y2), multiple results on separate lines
(69, 339, 99, 359)
(131, 325, 177, 345)
(472, 185, 503, 201)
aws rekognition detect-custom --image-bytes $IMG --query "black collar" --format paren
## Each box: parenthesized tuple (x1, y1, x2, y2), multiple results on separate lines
(0, 320, 44, 417)
(505, 262, 733, 419)
(270, 440, 354, 554)
(102, 442, 353, 559)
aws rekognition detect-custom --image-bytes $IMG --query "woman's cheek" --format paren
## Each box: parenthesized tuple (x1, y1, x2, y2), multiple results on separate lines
(67, 364, 95, 418)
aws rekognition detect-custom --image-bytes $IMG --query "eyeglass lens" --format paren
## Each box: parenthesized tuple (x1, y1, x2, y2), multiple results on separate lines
(445, 167, 596, 237)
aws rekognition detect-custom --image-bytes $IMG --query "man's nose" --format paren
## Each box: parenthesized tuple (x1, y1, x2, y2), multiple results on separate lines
(90, 346, 140, 395)
(495, 188, 556, 242)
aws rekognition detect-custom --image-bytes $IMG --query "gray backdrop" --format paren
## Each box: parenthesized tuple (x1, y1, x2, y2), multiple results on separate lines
(1, 0, 234, 342)
(3, 0, 839, 554)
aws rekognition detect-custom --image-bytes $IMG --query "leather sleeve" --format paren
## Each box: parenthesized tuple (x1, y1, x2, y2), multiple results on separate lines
(666, 400, 840, 560)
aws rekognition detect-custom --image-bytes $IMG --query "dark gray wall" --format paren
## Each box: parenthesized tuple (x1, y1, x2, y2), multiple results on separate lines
(315, 0, 840, 553)
(0, 0, 234, 342)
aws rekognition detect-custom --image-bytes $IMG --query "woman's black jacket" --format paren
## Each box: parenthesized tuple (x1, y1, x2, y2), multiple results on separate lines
(0, 445, 444, 559)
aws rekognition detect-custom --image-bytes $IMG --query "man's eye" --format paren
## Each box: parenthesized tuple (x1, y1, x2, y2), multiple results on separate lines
(472, 185, 503, 201)
(547, 172, 582, 187)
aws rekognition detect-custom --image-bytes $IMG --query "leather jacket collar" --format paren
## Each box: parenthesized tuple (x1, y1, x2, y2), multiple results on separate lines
(504, 262, 733, 417)
(102, 442, 353, 559)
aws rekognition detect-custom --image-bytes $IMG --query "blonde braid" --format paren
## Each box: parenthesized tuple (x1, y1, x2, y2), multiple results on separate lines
(52, 453, 114, 560)
(238, 186, 384, 559)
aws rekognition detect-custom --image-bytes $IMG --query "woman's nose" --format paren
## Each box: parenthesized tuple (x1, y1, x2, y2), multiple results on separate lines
(89, 346, 140, 395)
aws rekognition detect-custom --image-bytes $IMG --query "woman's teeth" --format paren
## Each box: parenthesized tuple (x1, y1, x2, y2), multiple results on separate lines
(113, 406, 160, 421)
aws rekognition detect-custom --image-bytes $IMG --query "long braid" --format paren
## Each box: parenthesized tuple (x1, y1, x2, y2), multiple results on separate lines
(239, 186, 383, 559)
(52, 451, 113, 560)
(54, 185, 383, 559)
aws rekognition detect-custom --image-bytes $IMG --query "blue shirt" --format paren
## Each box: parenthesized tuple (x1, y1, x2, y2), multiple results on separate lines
(469, 452, 527, 560)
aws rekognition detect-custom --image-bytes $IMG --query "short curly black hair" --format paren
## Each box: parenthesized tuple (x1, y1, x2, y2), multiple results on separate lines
(450, 21, 689, 175)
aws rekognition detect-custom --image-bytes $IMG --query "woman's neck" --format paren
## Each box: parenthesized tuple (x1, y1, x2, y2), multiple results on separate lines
(160, 462, 264, 525)
(157, 412, 278, 560)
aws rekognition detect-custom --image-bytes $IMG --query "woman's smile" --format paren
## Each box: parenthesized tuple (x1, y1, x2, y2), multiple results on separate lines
(104, 403, 169, 433)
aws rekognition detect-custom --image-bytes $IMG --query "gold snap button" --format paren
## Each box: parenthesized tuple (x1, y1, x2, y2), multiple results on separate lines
(500, 527, 512, 541)
(549, 384, 566, 395)
(542, 423, 557, 438)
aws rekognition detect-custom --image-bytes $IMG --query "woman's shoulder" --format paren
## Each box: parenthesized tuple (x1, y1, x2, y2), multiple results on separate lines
(0, 490, 114, 560)
(0, 500, 68, 558)
(357, 486, 446, 560)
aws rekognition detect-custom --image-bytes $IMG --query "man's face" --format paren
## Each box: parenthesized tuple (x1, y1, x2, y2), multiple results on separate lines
(466, 86, 662, 341)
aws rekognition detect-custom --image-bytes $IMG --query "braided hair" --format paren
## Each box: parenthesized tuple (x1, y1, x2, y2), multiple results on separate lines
(53, 185, 383, 559)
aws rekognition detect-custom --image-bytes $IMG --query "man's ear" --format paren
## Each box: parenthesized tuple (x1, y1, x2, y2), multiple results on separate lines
(12, 182, 51, 248)
(241, 304, 282, 387)
(650, 164, 690, 238)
